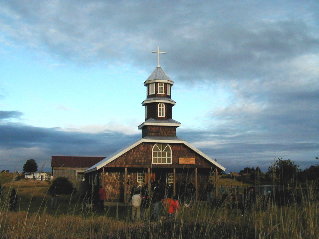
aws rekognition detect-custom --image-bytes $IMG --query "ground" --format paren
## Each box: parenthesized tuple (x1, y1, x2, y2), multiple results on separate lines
(0, 173, 318, 238)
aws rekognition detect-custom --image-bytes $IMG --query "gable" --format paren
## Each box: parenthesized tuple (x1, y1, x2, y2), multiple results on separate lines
(86, 138, 225, 172)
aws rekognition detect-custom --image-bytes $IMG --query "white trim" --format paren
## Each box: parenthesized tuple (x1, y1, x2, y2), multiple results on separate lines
(85, 138, 226, 173)
(158, 83, 165, 94)
(167, 173, 174, 184)
(167, 84, 171, 96)
(85, 139, 144, 173)
(144, 79, 174, 85)
(149, 83, 155, 95)
(182, 141, 226, 171)
(158, 103, 165, 117)
(138, 121, 181, 129)
(142, 99, 176, 106)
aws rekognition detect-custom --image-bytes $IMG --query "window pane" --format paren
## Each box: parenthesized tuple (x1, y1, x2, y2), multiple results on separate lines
(158, 83, 164, 94)
(152, 144, 172, 164)
(149, 83, 155, 95)
(158, 103, 165, 117)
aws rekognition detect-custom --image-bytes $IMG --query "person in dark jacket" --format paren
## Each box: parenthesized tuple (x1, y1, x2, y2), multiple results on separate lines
(151, 181, 165, 220)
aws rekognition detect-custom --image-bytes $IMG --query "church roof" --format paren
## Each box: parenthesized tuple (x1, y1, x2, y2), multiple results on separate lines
(85, 138, 226, 173)
(138, 118, 181, 129)
(51, 156, 105, 168)
(142, 97, 176, 105)
(144, 67, 173, 84)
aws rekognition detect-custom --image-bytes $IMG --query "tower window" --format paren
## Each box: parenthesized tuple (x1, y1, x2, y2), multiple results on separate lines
(158, 83, 165, 94)
(149, 83, 155, 95)
(158, 103, 165, 117)
(167, 84, 171, 95)
(152, 144, 172, 164)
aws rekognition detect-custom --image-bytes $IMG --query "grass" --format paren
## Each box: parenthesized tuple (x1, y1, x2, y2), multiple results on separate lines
(0, 177, 319, 238)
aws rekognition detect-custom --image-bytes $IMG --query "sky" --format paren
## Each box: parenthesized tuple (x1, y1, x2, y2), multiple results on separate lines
(0, 0, 318, 172)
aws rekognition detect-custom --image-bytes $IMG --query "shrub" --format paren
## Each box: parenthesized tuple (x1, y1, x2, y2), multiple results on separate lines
(48, 177, 74, 196)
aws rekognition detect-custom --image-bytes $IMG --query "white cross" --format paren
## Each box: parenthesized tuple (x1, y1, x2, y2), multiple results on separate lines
(152, 46, 166, 67)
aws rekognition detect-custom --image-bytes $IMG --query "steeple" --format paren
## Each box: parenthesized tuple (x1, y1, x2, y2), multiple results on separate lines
(138, 48, 181, 138)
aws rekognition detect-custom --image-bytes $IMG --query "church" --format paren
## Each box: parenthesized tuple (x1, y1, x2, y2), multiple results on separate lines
(85, 48, 225, 202)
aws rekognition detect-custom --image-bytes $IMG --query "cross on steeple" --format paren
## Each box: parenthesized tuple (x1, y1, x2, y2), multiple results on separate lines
(152, 46, 166, 67)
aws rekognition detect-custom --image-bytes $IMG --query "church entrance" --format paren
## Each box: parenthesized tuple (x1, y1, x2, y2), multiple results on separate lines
(152, 168, 174, 186)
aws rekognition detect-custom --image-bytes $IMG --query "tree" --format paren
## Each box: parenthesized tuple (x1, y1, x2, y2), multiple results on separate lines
(48, 177, 74, 196)
(267, 158, 299, 185)
(23, 159, 38, 174)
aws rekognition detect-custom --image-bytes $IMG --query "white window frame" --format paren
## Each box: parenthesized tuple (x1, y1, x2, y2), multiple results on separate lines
(167, 173, 174, 185)
(152, 143, 172, 164)
(158, 103, 165, 117)
(158, 83, 165, 94)
(167, 84, 171, 96)
(137, 172, 145, 185)
(149, 83, 155, 95)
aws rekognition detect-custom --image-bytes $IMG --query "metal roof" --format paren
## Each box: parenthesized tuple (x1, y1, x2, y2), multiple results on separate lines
(145, 66, 172, 83)
(51, 156, 105, 168)
(138, 118, 181, 129)
(142, 97, 176, 105)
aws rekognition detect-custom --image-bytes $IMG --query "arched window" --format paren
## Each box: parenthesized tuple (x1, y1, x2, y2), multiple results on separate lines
(158, 103, 165, 117)
(152, 144, 172, 164)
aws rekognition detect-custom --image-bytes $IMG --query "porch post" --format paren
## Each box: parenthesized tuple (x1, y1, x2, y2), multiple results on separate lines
(124, 167, 128, 203)
(214, 168, 218, 198)
(173, 168, 176, 195)
(102, 167, 105, 187)
(195, 168, 198, 201)
(147, 168, 151, 194)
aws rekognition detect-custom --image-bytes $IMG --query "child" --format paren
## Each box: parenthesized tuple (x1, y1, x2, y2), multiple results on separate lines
(163, 195, 180, 218)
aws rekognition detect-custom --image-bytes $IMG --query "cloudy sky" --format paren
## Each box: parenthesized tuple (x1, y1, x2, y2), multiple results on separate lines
(0, 0, 318, 172)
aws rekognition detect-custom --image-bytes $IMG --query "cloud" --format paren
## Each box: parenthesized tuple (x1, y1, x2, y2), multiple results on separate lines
(1, 1, 318, 75)
(0, 110, 22, 120)
(0, 1, 318, 171)
(0, 122, 139, 171)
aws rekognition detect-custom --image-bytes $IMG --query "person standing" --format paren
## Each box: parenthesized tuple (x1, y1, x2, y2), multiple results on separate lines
(141, 184, 150, 220)
(151, 181, 164, 220)
(98, 186, 106, 212)
(167, 195, 180, 218)
(131, 188, 142, 221)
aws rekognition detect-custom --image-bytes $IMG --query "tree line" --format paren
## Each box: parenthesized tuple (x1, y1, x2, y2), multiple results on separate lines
(237, 157, 319, 186)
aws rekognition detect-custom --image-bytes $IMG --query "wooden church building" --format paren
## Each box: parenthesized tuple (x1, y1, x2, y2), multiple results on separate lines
(85, 48, 225, 202)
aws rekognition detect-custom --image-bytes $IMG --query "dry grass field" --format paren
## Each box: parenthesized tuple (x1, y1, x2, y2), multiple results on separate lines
(0, 175, 319, 238)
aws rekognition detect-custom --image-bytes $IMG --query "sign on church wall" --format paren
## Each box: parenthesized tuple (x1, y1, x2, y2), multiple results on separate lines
(179, 157, 195, 164)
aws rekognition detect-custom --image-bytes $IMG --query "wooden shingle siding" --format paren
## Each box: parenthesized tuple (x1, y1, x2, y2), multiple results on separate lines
(146, 103, 172, 120)
(142, 126, 176, 137)
(105, 143, 215, 169)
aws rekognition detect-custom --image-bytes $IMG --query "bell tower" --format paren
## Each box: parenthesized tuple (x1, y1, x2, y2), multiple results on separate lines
(138, 47, 181, 138)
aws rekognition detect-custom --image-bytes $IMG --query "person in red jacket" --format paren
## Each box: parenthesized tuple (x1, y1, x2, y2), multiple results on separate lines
(163, 195, 180, 218)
